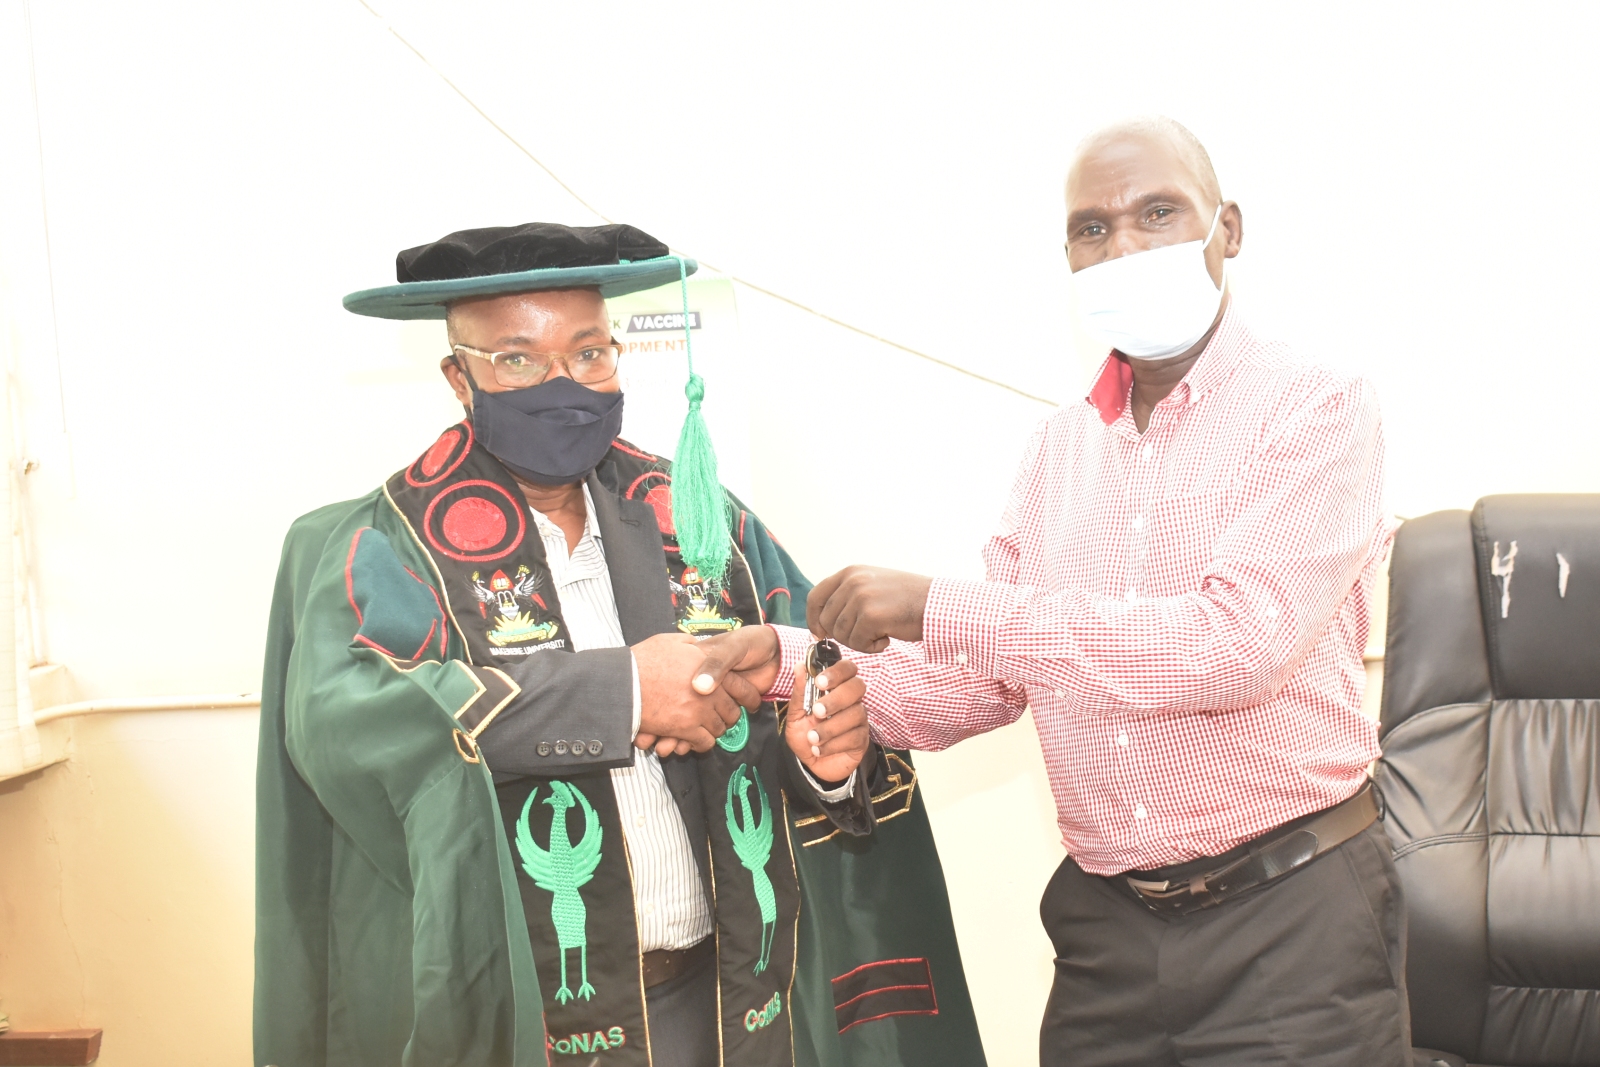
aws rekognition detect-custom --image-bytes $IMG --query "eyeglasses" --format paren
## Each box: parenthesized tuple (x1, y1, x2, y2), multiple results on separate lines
(451, 342, 623, 389)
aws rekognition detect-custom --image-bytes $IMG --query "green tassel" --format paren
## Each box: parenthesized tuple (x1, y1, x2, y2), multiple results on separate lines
(669, 257, 732, 583)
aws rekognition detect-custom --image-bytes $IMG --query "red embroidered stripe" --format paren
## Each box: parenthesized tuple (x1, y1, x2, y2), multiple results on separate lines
(345, 529, 368, 625)
(407, 567, 450, 658)
(352, 632, 399, 658)
(609, 439, 659, 462)
(834, 982, 932, 1013)
(410, 617, 438, 661)
(831, 958, 937, 1033)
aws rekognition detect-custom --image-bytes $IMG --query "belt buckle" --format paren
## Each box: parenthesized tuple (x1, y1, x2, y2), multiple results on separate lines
(1126, 870, 1224, 916)
(1124, 875, 1195, 915)
(1124, 876, 1171, 895)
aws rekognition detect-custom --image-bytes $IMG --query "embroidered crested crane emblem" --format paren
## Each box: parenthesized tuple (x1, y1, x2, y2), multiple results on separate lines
(717, 707, 750, 752)
(725, 764, 777, 974)
(516, 782, 603, 1003)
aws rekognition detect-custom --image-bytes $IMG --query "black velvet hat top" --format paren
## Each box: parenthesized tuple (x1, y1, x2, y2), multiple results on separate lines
(344, 222, 694, 320)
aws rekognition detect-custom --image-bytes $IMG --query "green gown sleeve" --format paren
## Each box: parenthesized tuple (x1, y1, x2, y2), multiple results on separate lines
(256, 496, 544, 1067)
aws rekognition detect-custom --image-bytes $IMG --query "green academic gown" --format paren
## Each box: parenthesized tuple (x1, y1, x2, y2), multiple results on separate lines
(255, 426, 986, 1067)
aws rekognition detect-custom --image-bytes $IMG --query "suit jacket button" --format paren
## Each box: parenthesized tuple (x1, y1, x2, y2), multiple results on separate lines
(587, 740, 603, 755)
(554, 740, 569, 755)
(536, 741, 552, 757)
(572, 740, 584, 754)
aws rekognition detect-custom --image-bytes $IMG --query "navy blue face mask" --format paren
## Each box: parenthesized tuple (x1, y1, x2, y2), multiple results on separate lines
(469, 374, 625, 486)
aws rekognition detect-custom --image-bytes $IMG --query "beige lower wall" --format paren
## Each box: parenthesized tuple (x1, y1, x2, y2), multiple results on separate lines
(0, 711, 257, 1066)
(0, 657, 1383, 1067)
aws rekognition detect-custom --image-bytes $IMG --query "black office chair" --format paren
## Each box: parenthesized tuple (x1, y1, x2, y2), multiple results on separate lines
(1375, 494, 1600, 1067)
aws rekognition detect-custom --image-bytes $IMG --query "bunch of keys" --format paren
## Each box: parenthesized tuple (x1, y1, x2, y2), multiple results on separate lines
(802, 638, 843, 719)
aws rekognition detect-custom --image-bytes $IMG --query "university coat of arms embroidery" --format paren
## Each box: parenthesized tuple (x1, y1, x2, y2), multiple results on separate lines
(472, 565, 561, 648)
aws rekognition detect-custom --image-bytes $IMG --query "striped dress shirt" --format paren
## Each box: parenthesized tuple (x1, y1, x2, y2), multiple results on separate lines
(771, 305, 1389, 876)
(531, 487, 713, 953)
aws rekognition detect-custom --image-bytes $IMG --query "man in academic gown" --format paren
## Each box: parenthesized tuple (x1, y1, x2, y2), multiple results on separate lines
(255, 222, 985, 1067)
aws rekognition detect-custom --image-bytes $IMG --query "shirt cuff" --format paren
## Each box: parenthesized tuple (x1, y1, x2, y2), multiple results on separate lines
(766, 624, 813, 702)
(629, 653, 642, 739)
(921, 576, 1023, 679)
(796, 759, 857, 801)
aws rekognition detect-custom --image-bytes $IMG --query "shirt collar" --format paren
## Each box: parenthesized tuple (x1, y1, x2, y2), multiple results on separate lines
(529, 484, 602, 541)
(1082, 299, 1244, 426)
(580, 483, 602, 544)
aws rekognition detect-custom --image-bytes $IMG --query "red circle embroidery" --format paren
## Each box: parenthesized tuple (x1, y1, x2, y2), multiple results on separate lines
(421, 480, 525, 562)
(421, 429, 460, 477)
(644, 485, 675, 535)
(405, 421, 474, 487)
(441, 496, 508, 551)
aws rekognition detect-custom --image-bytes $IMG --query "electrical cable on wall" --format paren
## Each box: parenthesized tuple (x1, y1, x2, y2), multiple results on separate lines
(354, 0, 1059, 409)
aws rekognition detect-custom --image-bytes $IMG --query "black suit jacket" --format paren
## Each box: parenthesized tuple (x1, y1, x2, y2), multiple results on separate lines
(470, 475, 876, 892)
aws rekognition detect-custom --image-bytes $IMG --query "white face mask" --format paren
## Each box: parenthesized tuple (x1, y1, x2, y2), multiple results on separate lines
(1069, 204, 1226, 360)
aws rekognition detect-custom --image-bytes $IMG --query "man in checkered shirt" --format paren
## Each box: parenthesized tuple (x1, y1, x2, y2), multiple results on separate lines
(711, 117, 1404, 1065)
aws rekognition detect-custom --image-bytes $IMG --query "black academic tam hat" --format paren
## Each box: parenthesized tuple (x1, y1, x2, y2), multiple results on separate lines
(342, 222, 698, 320)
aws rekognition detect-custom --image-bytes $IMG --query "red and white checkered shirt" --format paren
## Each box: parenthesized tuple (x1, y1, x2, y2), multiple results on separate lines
(772, 304, 1389, 875)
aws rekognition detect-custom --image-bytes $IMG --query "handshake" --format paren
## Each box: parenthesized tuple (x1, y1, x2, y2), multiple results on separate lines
(628, 625, 869, 783)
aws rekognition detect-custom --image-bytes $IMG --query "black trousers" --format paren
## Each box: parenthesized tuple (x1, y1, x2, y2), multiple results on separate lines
(644, 949, 718, 1067)
(1040, 823, 1411, 1067)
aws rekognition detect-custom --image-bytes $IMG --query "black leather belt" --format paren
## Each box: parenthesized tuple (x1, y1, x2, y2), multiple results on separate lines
(1123, 783, 1380, 917)
(641, 935, 713, 989)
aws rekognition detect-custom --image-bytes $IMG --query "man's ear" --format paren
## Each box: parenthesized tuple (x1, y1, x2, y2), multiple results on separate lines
(1221, 201, 1244, 259)
(441, 357, 473, 409)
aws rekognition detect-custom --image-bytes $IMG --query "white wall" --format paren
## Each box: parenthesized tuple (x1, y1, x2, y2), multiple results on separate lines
(1, 2, 1596, 1064)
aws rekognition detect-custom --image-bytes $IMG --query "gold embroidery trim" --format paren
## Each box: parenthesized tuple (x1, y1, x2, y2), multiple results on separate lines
(447, 659, 488, 720)
(728, 537, 765, 625)
(377, 654, 433, 676)
(375, 632, 503, 764)
(464, 665, 520, 739)
(795, 751, 918, 847)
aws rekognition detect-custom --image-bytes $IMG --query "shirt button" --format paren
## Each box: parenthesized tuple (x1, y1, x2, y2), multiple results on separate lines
(1265, 605, 1279, 619)
(1131, 514, 1145, 532)
(1117, 733, 1129, 747)
(1054, 689, 1067, 700)
(1141, 444, 1152, 461)
(1125, 588, 1138, 602)
(554, 740, 569, 755)
(955, 651, 968, 666)
(635, 813, 647, 829)
(643, 901, 655, 915)
(537, 741, 552, 757)
(1134, 803, 1148, 820)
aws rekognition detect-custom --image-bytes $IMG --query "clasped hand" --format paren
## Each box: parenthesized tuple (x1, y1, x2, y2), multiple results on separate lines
(631, 627, 871, 782)
(632, 632, 757, 758)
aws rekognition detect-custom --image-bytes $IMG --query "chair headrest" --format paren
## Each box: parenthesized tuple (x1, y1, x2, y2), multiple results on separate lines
(1380, 509, 1492, 735)
(1473, 494, 1600, 699)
